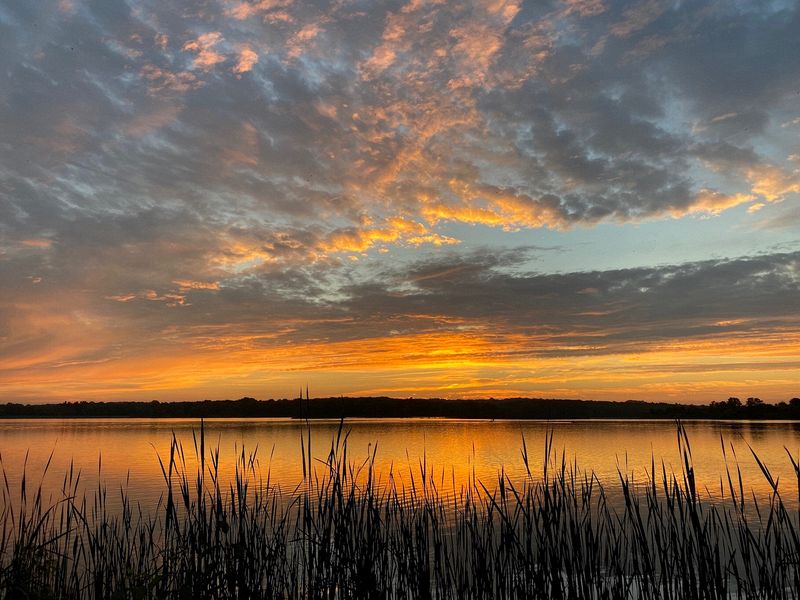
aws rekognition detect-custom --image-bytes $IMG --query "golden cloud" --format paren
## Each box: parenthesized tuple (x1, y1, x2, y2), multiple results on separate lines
(233, 46, 259, 74)
(183, 32, 226, 70)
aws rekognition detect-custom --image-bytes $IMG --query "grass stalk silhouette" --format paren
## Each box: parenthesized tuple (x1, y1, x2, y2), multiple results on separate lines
(1, 421, 798, 599)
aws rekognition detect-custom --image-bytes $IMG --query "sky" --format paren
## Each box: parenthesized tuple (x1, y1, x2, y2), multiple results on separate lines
(1, 0, 799, 404)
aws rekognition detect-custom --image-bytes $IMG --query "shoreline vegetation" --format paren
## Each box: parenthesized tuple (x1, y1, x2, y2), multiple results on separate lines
(1, 422, 799, 598)
(2, 395, 800, 420)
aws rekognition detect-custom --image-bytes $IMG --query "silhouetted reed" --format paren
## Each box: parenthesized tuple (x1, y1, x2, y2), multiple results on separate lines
(1, 421, 798, 599)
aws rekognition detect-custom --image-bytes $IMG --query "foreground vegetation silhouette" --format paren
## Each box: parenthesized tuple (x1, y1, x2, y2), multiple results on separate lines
(1, 422, 799, 599)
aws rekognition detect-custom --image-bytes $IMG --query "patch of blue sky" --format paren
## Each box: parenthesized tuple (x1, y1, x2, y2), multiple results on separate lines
(433, 206, 800, 274)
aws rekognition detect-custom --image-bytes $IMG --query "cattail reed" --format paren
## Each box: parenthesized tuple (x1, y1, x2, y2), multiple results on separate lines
(1, 421, 798, 599)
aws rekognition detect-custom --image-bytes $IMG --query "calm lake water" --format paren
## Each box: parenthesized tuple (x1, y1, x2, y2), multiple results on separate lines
(1, 418, 799, 511)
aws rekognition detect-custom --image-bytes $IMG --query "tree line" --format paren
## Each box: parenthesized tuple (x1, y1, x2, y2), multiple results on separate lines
(1, 395, 799, 419)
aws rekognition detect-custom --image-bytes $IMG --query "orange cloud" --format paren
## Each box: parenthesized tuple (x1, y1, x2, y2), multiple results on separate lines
(173, 279, 221, 291)
(420, 180, 565, 230)
(105, 289, 189, 307)
(183, 32, 226, 70)
(447, 23, 505, 89)
(19, 239, 53, 249)
(105, 294, 137, 302)
(227, 0, 293, 21)
(320, 218, 459, 254)
(287, 23, 323, 59)
(360, 46, 397, 78)
(745, 164, 800, 201)
(675, 189, 756, 217)
(233, 46, 259, 74)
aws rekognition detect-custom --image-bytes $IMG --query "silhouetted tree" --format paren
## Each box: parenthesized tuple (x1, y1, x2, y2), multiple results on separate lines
(2, 395, 798, 420)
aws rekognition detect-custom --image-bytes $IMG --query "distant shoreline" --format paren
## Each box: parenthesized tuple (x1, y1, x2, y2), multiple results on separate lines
(2, 396, 799, 420)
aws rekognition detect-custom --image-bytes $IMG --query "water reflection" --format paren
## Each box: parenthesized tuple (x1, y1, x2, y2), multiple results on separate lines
(0, 418, 798, 512)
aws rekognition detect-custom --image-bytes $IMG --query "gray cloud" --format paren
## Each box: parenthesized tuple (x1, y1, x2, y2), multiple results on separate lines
(321, 249, 800, 354)
(18, 242, 792, 359)
(2, 0, 798, 247)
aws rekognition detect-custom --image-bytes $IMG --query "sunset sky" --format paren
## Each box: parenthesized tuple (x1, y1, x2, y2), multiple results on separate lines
(1, 0, 799, 403)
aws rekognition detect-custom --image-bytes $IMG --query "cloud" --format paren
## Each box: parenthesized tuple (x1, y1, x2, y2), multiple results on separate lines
(331, 249, 800, 360)
(4, 241, 799, 400)
(154, 33, 169, 50)
(675, 190, 756, 217)
(139, 65, 200, 96)
(609, 0, 667, 38)
(319, 218, 460, 254)
(227, 0, 294, 21)
(233, 46, 259, 73)
(19, 239, 53, 249)
(183, 32, 226, 70)
(710, 112, 738, 124)
(173, 279, 221, 290)
(124, 103, 184, 136)
(560, 0, 606, 19)
(3, 0, 797, 243)
(286, 23, 324, 59)
(745, 164, 800, 201)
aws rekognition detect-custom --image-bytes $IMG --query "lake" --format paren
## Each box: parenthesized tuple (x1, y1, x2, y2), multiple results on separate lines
(1, 418, 799, 512)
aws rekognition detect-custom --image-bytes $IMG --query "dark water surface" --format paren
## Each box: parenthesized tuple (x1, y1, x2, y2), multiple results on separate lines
(1, 418, 799, 511)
